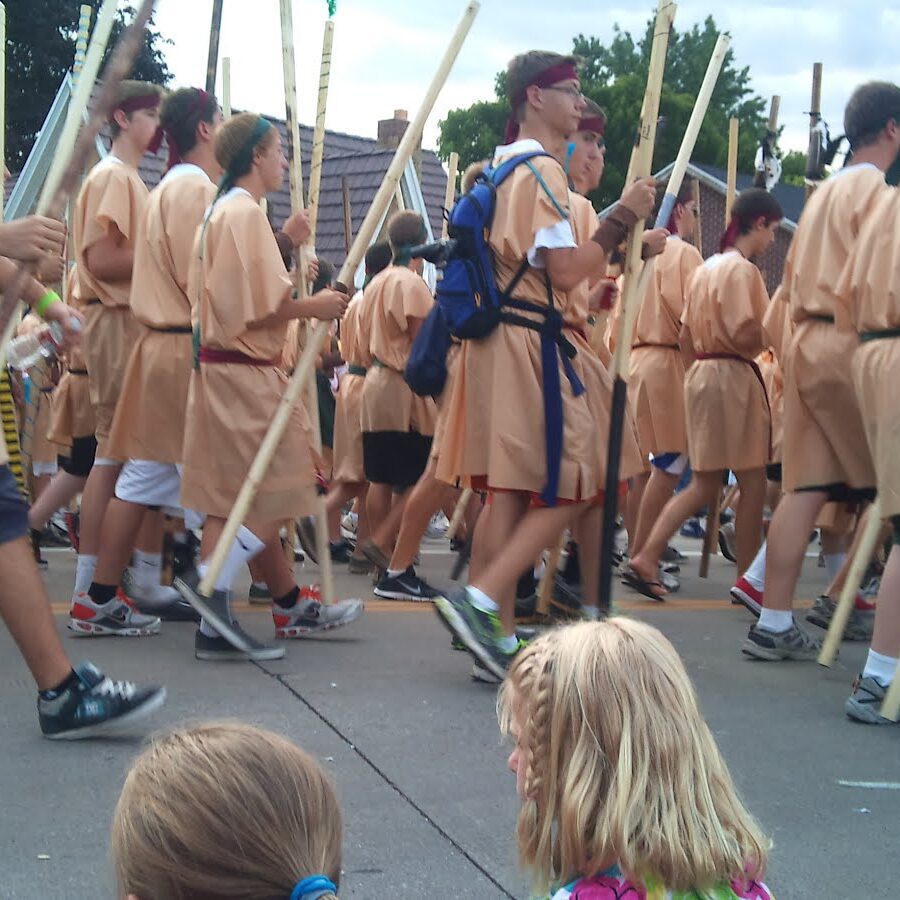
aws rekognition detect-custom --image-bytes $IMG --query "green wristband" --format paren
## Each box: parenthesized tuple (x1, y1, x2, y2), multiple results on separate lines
(34, 290, 61, 319)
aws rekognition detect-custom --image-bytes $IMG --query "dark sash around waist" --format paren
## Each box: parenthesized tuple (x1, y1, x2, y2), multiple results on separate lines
(633, 342, 679, 351)
(346, 364, 367, 377)
(146, 324, 193, 334)
(39, 387, 54, 394)
(198, 347, 277, 366)
(371, 357, 402, 374)
(696, 352, 771, 457)
(68, 368, 88, 375)
(84, 298, 101, 306)
(806, 314, 835, 324)
(860, 328, 900, 343)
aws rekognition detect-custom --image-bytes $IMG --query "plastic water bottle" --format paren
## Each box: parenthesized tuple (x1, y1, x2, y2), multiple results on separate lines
(5, 322, 64, 370)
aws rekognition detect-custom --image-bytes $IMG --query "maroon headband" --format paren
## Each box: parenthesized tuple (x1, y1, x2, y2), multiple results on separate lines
(578, 115, 606, 137)
(504, 61, 579, 143)
(164, 89, 213, 170)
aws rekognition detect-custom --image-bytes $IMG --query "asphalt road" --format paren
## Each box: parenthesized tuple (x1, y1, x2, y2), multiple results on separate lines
(0, 536, 897, 898)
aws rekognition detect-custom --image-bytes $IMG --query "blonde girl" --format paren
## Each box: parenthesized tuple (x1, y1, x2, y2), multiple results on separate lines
(112, 721, 342, 900)
(499, 620, 773, 899)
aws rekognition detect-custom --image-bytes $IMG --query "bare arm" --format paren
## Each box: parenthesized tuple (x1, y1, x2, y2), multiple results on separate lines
(84, 224, 133, 282)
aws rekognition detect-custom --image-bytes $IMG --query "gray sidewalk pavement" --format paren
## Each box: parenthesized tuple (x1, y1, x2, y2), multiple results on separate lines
(0, 538, 898, 898)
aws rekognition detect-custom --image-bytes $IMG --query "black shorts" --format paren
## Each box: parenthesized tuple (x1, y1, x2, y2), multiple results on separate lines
(58, 435, 97, 478)
(0, 464, 29, 546)
(766, 463, 782, 483)
(363, 430, 432, 488)
(795, 482, 876, 504)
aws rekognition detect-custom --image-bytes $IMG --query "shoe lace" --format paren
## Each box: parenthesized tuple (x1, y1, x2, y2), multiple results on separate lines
(92, 677, 137, 702)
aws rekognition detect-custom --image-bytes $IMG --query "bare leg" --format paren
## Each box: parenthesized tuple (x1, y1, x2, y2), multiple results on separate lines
(0, 536, 72, 690)
(326, 481, 361, 542)
(762, 490, 828, 612)
(389, 460, 450, 571)
(92, 497, 146, 585)
(27, 469, 86, 531)
(369, 490, 409, 554)
(31, 473, 51, 504)
(631, 468, 678, 557)
(733, 467, 766, 575)
(468, 502, 493, 582)
(624, 471, 648, 552)
(573, 503, 603, 608)
(365, 483, 392, 547)
(77, 463, 122, 557)
(134, 507, 165, 555)
(250, 532, 296, 598)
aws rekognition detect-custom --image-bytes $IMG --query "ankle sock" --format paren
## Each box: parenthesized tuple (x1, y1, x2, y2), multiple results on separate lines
(199, 618, 221, 638)
(88, 582, 118, 606)
(758, 608, 793, 633)
(498, 632, 518, 653)
(202, 527, 265, 593)
(863, 649, 897, 687)
(468, 585, 499, 614)
(274, 585, 300, 610)
(742, 543, 766, 592)
(74, 554, 97, 594)
(39, 668, 80, 700)
(386, 568, 405, 579)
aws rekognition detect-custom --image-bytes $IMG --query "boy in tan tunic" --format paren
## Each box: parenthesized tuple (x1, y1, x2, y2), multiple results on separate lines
(69, 81, 163, 631)
(744, 82, 900, 662)
(432, 51, 658, 679)
(177, 113, 363, 660)
(627, 189, 782, 600)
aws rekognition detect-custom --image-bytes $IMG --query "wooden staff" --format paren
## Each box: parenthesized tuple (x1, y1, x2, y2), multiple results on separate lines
(445, 488, 470, 542)
(537, 531, 567, 616)
(307, 20, 334, 244)
(804, 62, 824, 198)
(725, 116, 739, 217)
(597, 0, 676, 610)
(441, 151, 459, 240)
(691, 176, 702, 252)
(0, 0, 131, 354)
(197, 0, 482, 600)
(341, 175, 352, 255)
(753, 95, 780, 189)
(221, 56, 232, 118)
(205, 0, 224, 95)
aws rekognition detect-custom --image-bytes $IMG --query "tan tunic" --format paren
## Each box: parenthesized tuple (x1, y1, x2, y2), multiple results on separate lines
(779, 164, 885, 492)
(838, 188, 900, 516)
(360, 265, 437, 436)
(331, 293, 369, 483)
(180, 188, 316, 522)
(437, 149, 624, 501)
(682, 250, 770, 472)
(107, 165, 216, 464)
(629, 236, 703, 459)
(74, 155, 147, 453)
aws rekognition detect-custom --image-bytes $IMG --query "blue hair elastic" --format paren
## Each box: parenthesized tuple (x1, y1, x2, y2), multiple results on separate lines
(564, 141, 576, 178)
(290, 875, 337, 900)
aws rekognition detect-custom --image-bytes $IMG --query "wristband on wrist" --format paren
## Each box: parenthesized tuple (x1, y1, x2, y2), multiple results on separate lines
(34, 290, 61, 319)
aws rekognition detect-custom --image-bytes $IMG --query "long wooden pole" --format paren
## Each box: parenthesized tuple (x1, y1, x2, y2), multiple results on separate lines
(805, 63, 823, 197)
(197, 0, 482, 599)
(205, 0, 224, 95)
(598, 0, 676, 611)
(341, 175, 352, 255)
(221, 56, 232, 119)
(441, 151, 459, 240)
(307, 20, 334, 246)
(753, 95, 780, 189)
(725, 117, 739, 219)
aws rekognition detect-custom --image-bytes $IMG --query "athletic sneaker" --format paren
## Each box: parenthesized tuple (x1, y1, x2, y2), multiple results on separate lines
(172, 531, 200, 580)
(434, 587, 522, 680)
(550, 573, 582, 619)
(194, 624, 283, 661)
(360, 539, 391, 572)
(174, 575, 284, 661)
(272, 587, 364, 637)
(341, 509, 358, 538)
(718, 522, 737, 563)
(329, 539, 354, 563)
(424, 513, 448, 540)
(38, 661, 166, 740)
(296, 516, 318, 564)
(845, 675, 894, 725)
(120, 569, 199, 622)
(248, 583, 272, 605)
(374, 567, 439, 601)
(41, 520, 71, 547)
(63, 509, 80, 553)
(741, 622, 821, 661)
(680, 517, 705, 539)
(347, 554, 374, 575)
(68, 591, 161, 637)
(730, 576, 763, 617)
(805, 594, 874, 642)
(30, 530, 48, 570)
(661, 544, 688, 563)
(471, 638, 530, 683)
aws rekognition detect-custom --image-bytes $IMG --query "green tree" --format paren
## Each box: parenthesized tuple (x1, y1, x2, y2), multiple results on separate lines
(6, 1, 173, 170)
(780, 150, 807, 187)
(438, 11, 769, 209)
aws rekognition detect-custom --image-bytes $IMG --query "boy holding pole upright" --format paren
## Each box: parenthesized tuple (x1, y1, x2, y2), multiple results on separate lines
(433, 51, 659, 679)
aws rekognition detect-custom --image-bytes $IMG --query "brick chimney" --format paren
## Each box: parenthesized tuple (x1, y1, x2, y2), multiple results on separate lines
(377, 109, 421, 177)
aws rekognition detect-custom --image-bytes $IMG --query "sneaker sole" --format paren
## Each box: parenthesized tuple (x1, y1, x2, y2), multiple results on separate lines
(718, 532, 737, 563)
(247, 596, 273, 606)
(196, 646, 256, 661)
(67, 619, 161, 637)
(433, 595, 506, 681)
(730, 586, 762, 618)
(740, 639, 819, 661)
(805, 611, 873, 642)
(275, 605, 364, 638)
(42, 687, 167, 740)
(174, 578, 285, 661)
(470, 663, 501, 684)
(372, 587, 435, 602)
(845, 697, 892, 725)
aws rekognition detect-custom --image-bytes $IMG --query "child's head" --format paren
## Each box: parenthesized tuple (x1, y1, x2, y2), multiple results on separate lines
(112, 721, 342, 900)
(505, 51, 585, 142)
(159, 87, 222, 169)
(569, 98, 606, 195)
(498, 620, 769, 895)
(844, 81, 900, 158)
(653, 177, 697, 239)
(387, 210, 428, 271)
(109, 81, 164, 154)
(720, 187, 782, 256)
(215, 113, 281, 194)
(364, 240, 392, 279)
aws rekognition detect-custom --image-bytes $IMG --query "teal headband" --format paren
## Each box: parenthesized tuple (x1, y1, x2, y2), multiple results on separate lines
(392, 221, 429, 266)
(217, 115, 273, 197)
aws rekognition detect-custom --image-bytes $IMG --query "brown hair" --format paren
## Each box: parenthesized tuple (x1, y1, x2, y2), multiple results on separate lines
(652, 177, 696, 230)
(214, 112, 276, 176)
(720, 187, 782, 252)
(109, 80, 163, 137)
(160, 87, 219, 159)
(844, 81, 900, 150)
(499, 620, 770, 896)
(506, 51, 579, 123)
(112, 721, 343, 900)
(387, 210, 427, 256)
(365, 240, 392, 276)
(579, 97, 607, 133)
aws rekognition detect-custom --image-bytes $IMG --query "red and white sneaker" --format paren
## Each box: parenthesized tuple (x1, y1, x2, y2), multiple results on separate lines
(272, 586, 364, 638)
(730, 576, 764, 618)
(68, 590, 162, 637)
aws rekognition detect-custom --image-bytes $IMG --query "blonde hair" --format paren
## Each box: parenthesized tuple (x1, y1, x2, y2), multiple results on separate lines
(214, 112, 276, 174)
(112, 721, 342, 900)
(498, 620, 770, 896)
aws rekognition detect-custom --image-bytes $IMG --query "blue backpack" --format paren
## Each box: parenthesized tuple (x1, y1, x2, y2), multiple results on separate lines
(404, 150, 553, 397)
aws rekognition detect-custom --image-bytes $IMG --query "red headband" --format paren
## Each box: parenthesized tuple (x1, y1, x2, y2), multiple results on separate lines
(578, 115, 606, 137)
(504, 61, 580, 143)
(112, 92, 164, 153)
(164, 89, 213, 170)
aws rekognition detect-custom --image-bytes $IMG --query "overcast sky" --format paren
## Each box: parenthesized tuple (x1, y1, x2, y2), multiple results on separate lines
(153, 0, 900, 157)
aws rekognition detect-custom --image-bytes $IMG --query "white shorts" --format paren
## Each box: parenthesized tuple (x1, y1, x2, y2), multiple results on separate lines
(33, 460, 58, 477)
(114, 459, 202, 529)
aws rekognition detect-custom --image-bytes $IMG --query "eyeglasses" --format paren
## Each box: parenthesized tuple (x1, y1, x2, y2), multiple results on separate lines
(542, 85, 586, 101)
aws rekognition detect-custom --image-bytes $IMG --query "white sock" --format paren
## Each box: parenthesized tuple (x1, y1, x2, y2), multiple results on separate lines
(824, 552, 846, 583)
(201, 526, 266, 593)
(758, 608, 793, 633)
(386, 568, 405, 579)
(131, 549, 162, 588)
(743, 542, 766, 591)
(467, 585, 498, 614)
(251, 581, 268, 591)
(74, 554, 97, 594)
(863, 649, 898, 687)
(497, 632, 518, 652)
